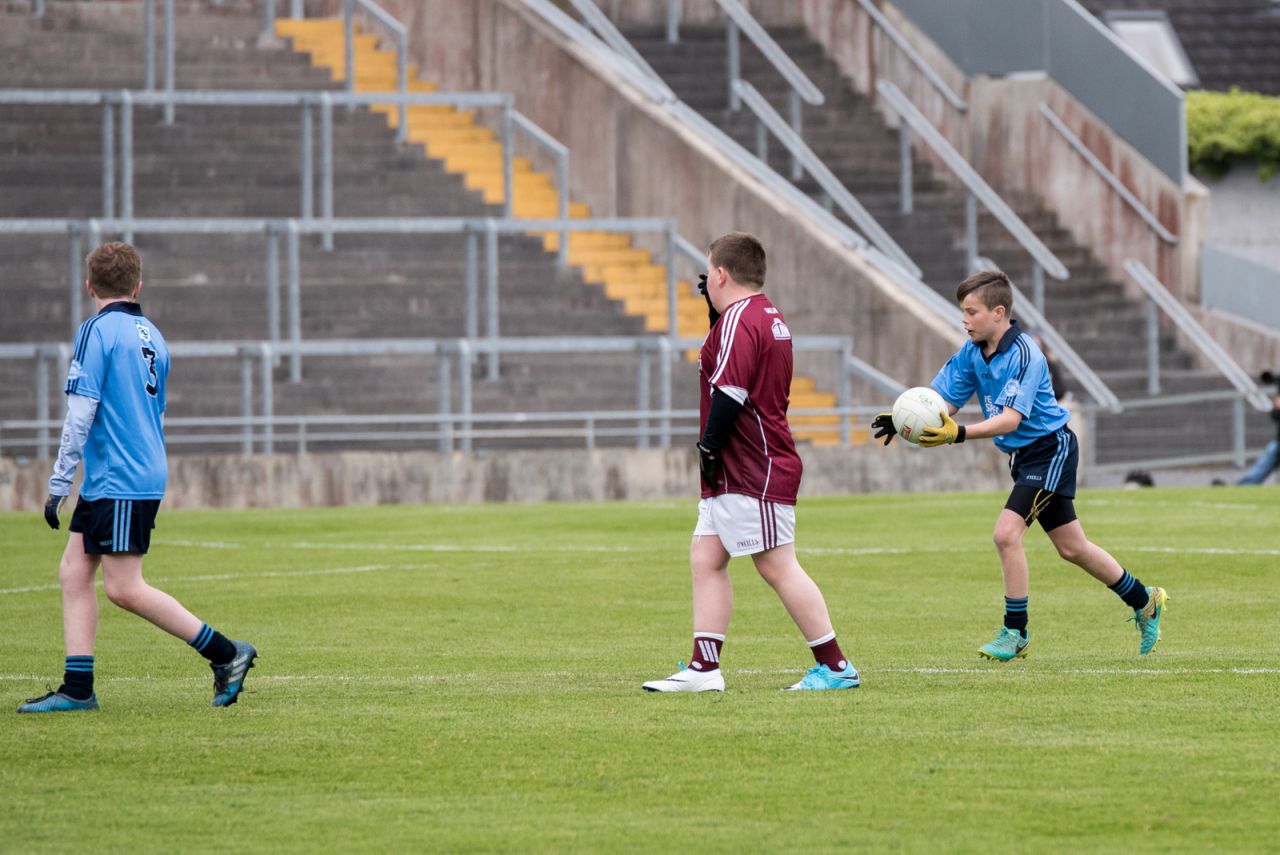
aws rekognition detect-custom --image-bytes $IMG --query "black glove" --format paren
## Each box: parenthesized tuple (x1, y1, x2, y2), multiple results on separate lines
(696, 441, 722, 490)
(697, 274, 720, 327)
(871, 413, 896, 446)
(1261, 370, 1276, 385)
(44, 494, 65, 530)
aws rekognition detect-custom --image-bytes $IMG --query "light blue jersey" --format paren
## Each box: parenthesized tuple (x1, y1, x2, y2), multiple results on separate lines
(931, 320, 1069, 454)
(65, 302, 169, 499)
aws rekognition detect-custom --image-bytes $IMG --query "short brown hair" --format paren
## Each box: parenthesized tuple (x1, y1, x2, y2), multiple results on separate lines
(708, 232, 766, 288)
(86, 242, 141, 299)
(956, 269, 1012, 313)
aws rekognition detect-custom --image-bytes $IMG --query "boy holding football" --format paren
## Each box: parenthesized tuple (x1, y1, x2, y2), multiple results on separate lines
(873, 270, 1167, 660)
(643, 232, 858, 692)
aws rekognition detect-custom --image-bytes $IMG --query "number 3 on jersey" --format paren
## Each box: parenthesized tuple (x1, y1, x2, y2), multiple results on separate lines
(140, 346, 158, 396)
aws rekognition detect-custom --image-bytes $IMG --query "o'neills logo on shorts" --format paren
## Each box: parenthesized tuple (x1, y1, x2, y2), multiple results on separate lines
(736, 537, 760, 550)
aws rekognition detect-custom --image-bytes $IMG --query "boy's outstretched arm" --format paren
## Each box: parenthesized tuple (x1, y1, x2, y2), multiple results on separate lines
(919, 407, 1022, 447)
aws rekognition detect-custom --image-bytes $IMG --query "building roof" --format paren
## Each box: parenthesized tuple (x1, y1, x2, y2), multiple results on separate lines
(1083, 0, 1280, 94)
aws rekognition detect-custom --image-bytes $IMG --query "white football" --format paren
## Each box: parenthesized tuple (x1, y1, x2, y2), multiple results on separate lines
(891, 386, 947, 446)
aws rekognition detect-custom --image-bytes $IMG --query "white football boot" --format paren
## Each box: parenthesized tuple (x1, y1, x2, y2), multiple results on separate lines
(642, 662, 725, 693)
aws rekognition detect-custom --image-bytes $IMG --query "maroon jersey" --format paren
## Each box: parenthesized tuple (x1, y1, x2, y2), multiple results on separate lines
(699, 292, 803, 504)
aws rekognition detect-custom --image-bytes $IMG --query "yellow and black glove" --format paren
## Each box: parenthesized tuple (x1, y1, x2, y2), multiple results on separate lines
(871, 413, 896, 446)
(918, 410, 965, 447)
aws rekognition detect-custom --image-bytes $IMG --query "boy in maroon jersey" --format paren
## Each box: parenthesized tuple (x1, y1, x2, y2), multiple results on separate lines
(643, 233, 859, 693)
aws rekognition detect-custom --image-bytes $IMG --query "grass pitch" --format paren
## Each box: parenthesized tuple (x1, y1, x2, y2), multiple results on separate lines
(2, 487, 1278, 852)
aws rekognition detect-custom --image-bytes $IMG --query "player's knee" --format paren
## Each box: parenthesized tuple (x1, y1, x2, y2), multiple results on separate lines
(59, 555, 92, 590)
(992, 526, 1022, 553)
(103, 577, 142, 611)
(1054, 538, 1089, 564)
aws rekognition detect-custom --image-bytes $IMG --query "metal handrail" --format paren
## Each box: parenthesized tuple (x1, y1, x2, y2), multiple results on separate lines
(499, 1, 969, 337)
(846, 353, 907, 398)
(735, 80, 920, 279)
(975, 256, 1121, 412)
(510, 110, 571, 265)
(0, 215, 700, 381)
(521, 0, 675, 103)
(565, 0, 675, 99)
(714, 0, 823, 106)
(0, 334, 861, 455)
(343, 0, 409, 141)
(1123, 259, 1270, 410)
(854, 0, 967, 112)
(877, 80, 1069, 297)
(1040, 103, 1179, 245)
(0, 87, 540, 234)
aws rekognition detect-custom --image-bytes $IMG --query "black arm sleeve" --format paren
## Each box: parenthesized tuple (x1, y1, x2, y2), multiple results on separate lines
(699, 387, 744, 452)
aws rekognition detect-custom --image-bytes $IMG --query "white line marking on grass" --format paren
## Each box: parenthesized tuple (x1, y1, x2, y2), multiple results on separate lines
(1124, 546, 1280, 557)
(1084, 498, 1261, 512)
(0, 563, 436, 596)
(164, 539, 649, 555)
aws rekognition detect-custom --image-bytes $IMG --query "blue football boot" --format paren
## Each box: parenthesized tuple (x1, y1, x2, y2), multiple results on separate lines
(211, 641, 258, 707)
(17, 689, 100, 714)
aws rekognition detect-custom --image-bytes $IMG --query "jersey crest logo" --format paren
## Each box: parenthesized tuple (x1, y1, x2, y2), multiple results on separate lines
(1002, 379, 1021, 400)
(770, 319, 792, 340)
(67, 360, 85, 382)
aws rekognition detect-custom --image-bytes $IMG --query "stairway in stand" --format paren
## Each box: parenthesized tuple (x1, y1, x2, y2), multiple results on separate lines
(622, 23, 1273, 464)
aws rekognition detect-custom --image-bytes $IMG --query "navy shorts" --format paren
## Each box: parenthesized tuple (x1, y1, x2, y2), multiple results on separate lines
(69, 497, 161, 555)
(1004, 428, 1079, 531)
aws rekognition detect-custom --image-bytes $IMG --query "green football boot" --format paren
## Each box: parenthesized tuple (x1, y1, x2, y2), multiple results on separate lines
(1130, 586, 1168, 655)
(978, 627, 1030, 661)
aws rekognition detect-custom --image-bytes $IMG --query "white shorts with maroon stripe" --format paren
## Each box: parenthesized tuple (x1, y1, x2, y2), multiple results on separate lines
(694, 493, 796, 557)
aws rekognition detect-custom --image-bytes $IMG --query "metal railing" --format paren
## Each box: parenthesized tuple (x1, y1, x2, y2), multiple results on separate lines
(733, 80, 920, 279)
(0, 87, 579, 240)
(853, 0, 967, 112)
(342, 0, 408, 140)
(1040, 103, 1179, 245)
(877, 80, 1069, 311)
(1084, 388, 1264, 472)
(667, 0, 824, 181)
(1123, 259, 1270, 409)
(973, 257, 1120, 412)
(522, 0, 675, 103)
(516, 0, 966, 338)
(566, 0, 674, 101)
(0, 216, 704, 382)
(0, 334, 865, 457)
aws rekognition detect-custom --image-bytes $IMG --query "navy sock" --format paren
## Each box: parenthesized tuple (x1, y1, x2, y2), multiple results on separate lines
(1109, 570, 1150, 611)
(60, 655, 94, 700)
(1004, 597, 1028, 637)
(188, 623, 236, 665)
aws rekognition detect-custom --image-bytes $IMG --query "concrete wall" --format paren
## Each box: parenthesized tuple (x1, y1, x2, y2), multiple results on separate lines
(1202, 167, 1280, 271)
(0, 443, 1010, 511)
(1191, 305, 1280, 377)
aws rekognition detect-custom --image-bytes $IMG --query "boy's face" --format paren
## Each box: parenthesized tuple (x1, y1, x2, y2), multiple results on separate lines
(960, 292, 1007, 344)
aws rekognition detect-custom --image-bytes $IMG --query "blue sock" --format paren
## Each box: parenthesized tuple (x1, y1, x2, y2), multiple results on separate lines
(1004, 597, 1028, 637)
(61, 655, 94, 700)
(1109, 570, 1150, 611)
(188, 623, 237, 665)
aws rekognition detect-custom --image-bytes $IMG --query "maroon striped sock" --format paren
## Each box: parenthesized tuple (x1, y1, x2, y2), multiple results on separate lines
(809, 631, 848, 671)
(689, 632, 724, 672)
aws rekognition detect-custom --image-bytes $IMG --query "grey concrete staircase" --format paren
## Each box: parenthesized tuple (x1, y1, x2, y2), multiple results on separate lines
(623, 23, 1274, 464)
(0, 3, 693, 453)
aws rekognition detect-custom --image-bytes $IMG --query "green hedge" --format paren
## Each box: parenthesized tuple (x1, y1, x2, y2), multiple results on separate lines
(1187, 88, 1280, 181)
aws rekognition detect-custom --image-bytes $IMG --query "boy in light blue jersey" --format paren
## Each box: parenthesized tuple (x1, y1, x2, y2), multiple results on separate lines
(872, 270, 1167, 660)
(18, 242, 257, 714)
